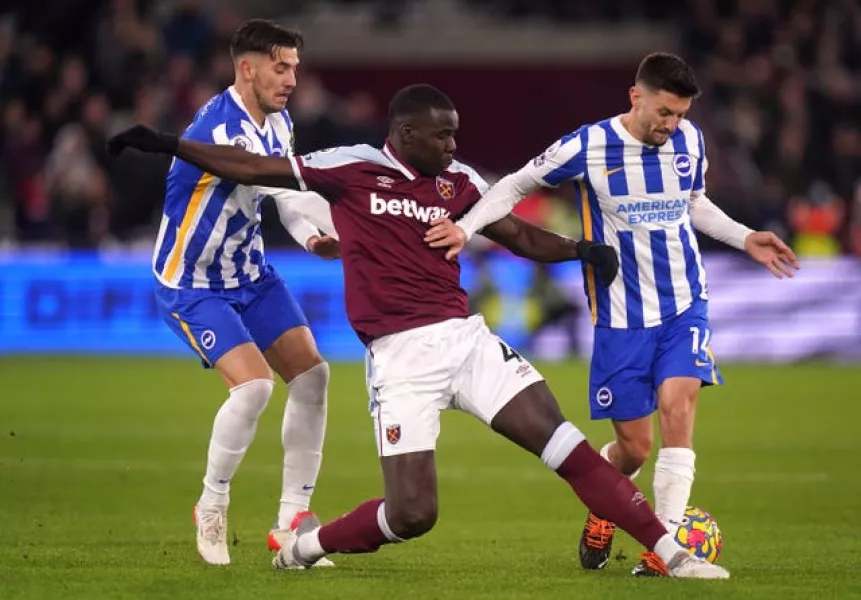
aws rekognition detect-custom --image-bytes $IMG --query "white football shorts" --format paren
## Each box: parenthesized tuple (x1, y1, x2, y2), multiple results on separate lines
(364, 314, 545, 457)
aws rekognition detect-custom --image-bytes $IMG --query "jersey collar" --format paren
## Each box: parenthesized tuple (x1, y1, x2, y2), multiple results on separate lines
(382, 140, 418, 181)
(611, 114, 681, 150)
(227, 86, 272, 138)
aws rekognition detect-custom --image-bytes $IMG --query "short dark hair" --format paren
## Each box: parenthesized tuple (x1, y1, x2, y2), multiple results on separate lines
(388, 84, 455, 123)
(229, 19, 304, 61)
(635, 52, 700, 98)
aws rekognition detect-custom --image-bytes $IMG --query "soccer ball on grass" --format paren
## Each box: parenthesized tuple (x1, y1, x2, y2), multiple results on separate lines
(672, 506, 723, 563)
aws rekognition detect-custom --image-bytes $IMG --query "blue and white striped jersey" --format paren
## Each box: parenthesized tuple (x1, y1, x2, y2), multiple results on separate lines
(526, 116, 709, 328)
(153, 86, 295, 290)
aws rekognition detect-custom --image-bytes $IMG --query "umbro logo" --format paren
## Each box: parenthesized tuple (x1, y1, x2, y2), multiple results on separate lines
(376, 175, 395, 188)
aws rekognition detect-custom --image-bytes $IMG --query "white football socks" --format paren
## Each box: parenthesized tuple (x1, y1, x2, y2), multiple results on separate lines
(296, 526, 326, 563)
(199, 379, 274, 508)
(653, 533, 686, 565)
(278, 362, 329, 529)
(600, 441, 642, 480)
(653, 447, 696, 532)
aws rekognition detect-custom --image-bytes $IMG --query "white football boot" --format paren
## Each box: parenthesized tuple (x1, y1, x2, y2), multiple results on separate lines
(268, 523, 335, 568)
(666, 551, 730, 579)
(272, 511, 332, 570)
(194, 504, 230, 565)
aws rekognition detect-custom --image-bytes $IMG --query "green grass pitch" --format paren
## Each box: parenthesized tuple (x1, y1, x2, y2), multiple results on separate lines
(1, 358, 860, 599)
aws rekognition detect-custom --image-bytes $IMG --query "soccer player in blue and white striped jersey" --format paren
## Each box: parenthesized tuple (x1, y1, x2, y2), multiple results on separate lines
(425, 52, 799, 576)
(151, 20, 338, 567)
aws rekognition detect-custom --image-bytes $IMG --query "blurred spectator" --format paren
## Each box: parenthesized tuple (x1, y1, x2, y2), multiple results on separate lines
(44, 123, 109, 247)
(685, 0, 861, 256)
(2, 100, 49, 242)
(162, 0, 211, 64)
(108, 88, 172, 243)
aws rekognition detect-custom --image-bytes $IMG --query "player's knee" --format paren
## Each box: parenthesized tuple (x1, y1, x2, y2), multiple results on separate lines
(386, 498, 438, 540)
(288, 361, 329, 408)
(658, 393, 697, 428)
(291, 349, 326, 381)
(228, 378, 275, 421)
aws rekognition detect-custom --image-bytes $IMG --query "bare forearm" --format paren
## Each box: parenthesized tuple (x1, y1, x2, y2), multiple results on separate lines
(482, 215, 579, 263)
(509, 228, 579, 262)
(176, 139, 298, 187)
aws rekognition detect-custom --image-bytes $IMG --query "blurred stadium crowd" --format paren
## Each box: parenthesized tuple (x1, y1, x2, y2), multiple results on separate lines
(0, 0, 859, 256)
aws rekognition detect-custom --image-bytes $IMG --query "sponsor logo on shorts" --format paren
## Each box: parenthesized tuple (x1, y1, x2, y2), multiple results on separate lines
(200, 330, 216, 350)
(596, 386, 613, 408)
(385, 424, 401, 445)
(516, 363, 533, 377)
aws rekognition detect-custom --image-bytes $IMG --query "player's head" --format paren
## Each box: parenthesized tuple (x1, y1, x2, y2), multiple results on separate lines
(629, 52, 700, 146)
(388, 84, 458, 176)
(230, 19, 303, 115)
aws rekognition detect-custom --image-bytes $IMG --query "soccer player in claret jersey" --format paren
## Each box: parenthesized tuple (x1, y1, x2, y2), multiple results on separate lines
(145, 19, 341, 566)
(424, 53, 799, 576)
(108, 84, 729, 579)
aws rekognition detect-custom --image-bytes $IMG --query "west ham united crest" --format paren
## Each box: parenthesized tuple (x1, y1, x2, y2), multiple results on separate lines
(435, 176, 454, 201)
(385, 424, 401, 445)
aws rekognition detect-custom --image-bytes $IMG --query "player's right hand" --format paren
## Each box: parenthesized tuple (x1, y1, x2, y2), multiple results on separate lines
(425, 218, 467, 260)
(107, 125, 179, 157)
(308, 235, 340, 260)
(576, 240, 619, 286)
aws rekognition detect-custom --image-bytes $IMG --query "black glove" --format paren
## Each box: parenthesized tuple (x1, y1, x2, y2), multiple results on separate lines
(576, 240, 619, 287)
(107, 125, 179, 157)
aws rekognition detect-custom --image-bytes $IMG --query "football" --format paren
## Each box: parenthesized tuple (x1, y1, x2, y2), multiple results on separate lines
(673, 506, 723, 563)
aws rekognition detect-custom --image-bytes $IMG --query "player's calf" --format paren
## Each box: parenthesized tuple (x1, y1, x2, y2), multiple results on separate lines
(578, 440, 650, 570)
(273, 500, 408, 569)
(274, 451, 437, 568)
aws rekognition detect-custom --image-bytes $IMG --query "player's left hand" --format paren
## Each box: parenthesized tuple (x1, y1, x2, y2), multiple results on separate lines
(743, 231, 800, 279)
(107, 125, 179, 157)
(307, 235, 340, 260)
(425, 218, 467, 261)
(576, 240, 619, 286)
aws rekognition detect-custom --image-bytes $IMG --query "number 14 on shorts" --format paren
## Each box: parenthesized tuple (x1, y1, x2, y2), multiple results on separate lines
(690, 326, 713, 367)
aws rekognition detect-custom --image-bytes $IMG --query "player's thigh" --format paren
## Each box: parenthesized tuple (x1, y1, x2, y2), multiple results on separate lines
(215, 342, 272, 388)
(654, 301, 724, 392)
(240, 267, 311, 364)
(366, 324, 453, 458)
(155, 283, 268, 384)
(450, 315, 547, 425)
(264, 325, 324, 384)
(589, 325, 658, 421)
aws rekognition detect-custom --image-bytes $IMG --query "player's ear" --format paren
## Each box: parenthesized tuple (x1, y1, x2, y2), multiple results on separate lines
(399, 120, 415, 144)
(237, 56, 255, 82)
(630, 85, 641, 108)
